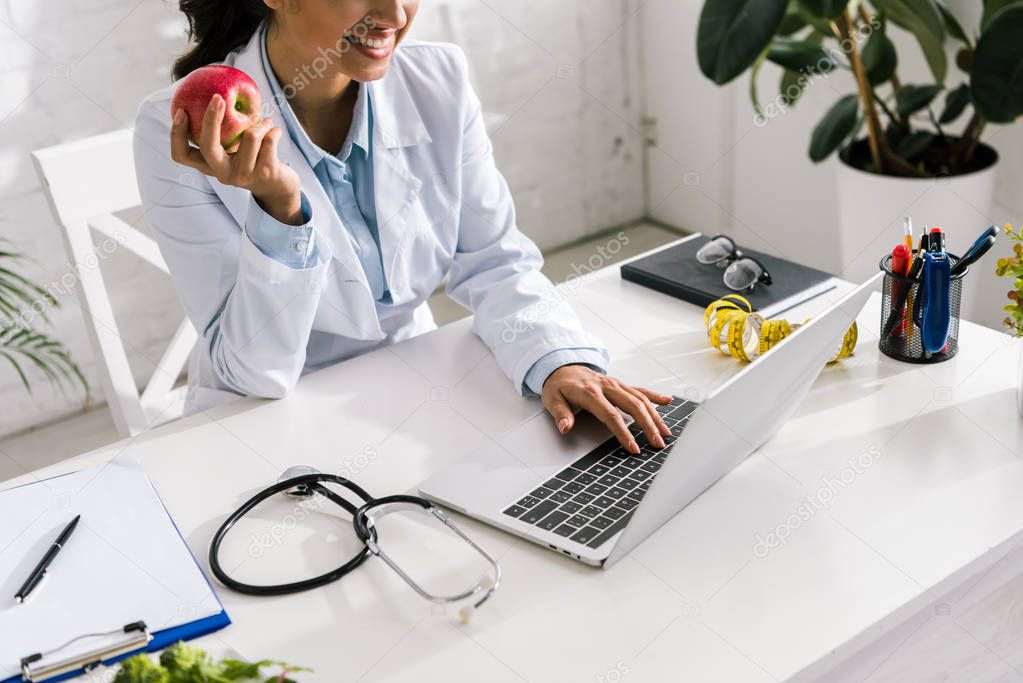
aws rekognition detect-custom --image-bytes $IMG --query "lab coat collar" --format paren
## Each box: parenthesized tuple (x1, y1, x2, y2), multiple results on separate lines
(365, 73, 431, 150)
(227, 29, 386, 341)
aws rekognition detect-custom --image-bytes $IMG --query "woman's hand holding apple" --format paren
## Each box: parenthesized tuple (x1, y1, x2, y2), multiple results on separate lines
(170, 95, 304, 226)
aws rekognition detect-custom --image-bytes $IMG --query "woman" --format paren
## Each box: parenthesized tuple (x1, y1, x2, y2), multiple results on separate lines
(133, 0, 670, 454)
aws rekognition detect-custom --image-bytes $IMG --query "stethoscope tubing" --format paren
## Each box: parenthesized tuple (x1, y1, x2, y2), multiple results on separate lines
(208, 473, 377, 596)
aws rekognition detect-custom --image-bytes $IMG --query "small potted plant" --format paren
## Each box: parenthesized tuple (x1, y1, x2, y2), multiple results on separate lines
(695, 0, 1023, 284)
(995, 223, 1023, 415)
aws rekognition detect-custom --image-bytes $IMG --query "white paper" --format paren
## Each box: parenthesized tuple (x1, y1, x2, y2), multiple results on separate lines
(0, 453, 223, 678)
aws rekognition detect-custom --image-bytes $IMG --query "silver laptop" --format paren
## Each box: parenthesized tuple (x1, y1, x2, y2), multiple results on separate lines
(418, 274, 881, 567)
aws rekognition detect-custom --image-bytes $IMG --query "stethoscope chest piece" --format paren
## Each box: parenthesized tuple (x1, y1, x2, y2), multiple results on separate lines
(278, 465, 320, 499)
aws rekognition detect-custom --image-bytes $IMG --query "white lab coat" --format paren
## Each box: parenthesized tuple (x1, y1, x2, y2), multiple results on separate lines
(133, 30, 607, 413)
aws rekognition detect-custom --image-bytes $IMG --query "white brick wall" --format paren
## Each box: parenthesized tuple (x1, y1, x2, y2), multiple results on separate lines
(0, 0, 645, 437)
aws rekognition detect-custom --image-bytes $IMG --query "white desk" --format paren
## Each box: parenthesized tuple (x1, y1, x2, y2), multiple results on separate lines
(5, 236, 1022, 682)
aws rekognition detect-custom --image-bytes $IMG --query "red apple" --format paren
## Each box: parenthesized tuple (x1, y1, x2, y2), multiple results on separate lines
(171, 65, 262, 148)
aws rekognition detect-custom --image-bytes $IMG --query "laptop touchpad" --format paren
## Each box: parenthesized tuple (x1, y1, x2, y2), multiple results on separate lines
(499, 409, 613, 471)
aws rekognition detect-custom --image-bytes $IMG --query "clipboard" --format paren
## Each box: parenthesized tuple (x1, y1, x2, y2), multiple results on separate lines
(0, 454, 231, 682)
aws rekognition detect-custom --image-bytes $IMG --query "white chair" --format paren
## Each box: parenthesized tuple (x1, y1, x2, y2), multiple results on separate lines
(31, 129, 196, 438)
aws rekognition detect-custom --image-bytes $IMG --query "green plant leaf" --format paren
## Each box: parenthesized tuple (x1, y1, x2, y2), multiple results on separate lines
(982, 0, 1023, 28)
(895, 131, 936, 158)
(861, 19, 898, 84)
(846, 115, 865, 149)
(936, 1, 970, 43)
(971, 4, 1023, 123)
(896, 83, 944, 115)
(697, 0, 789, 84)
(885, 120, 906, 148)
(777, 2, 809, 35)
(809, 94, 860, 161)
(0, 350, 31, 395)
(938, 82, 970, 122)
(0, 248, 57, 326)
(767, 37, 838, 74)
(749, 49, 768, 115)
(796, 0, 847, 19)
(780, 68, 806, 106)
(872, 0, 947, 82)
(0, 324, 89, 398)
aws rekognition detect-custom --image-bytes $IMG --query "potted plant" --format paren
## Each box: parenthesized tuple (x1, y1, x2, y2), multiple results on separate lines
(695, 0, 1023, 288)
(0, 241, 88, 404)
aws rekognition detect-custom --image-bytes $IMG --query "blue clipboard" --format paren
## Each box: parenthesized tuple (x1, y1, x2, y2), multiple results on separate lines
(1, 460, 231, 683)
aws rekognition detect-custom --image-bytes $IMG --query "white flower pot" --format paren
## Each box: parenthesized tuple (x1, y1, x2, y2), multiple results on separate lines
(834, 141, 999, 328)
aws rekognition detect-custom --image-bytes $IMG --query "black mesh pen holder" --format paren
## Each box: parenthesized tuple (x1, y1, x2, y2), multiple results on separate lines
(878, 253, 965, 364)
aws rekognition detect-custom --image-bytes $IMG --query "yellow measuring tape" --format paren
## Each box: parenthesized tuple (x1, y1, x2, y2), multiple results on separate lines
(704, 295, 858, 363)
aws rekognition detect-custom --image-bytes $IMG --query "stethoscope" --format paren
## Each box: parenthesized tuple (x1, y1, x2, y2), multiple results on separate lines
(209, 466, 501, 622)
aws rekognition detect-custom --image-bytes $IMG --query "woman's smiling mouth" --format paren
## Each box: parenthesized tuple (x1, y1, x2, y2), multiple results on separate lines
(345, 31, 395, 59)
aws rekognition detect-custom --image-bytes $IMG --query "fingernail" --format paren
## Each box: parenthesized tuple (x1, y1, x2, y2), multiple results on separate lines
(209, 94, 221, 111)
(629, 439, 639, 454)
(558, 418, 570, 433)
(173, 109, 184, 125)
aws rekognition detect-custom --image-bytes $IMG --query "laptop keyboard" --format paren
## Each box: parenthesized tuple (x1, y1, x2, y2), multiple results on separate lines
(502, 396, 697, 550)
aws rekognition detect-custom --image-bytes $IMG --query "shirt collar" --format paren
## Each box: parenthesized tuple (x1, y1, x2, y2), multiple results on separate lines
(259, 24, 371, 167)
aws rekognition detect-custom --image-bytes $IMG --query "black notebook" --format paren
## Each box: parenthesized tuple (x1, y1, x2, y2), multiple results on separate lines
(620, 235, 836, 317)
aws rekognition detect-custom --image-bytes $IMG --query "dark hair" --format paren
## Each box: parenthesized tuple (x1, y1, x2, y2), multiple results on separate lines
(173, 0, 271, 80)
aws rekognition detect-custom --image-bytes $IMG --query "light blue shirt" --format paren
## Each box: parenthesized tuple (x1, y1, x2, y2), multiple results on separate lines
(249, 27, 605, 395)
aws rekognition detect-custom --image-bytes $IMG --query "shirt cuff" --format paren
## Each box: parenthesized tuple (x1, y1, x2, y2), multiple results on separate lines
(522, 347, 608, 397)
(244, 193, 321, 269)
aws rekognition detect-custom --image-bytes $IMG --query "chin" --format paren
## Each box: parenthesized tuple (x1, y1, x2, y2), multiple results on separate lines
(348, 61, 392, 83)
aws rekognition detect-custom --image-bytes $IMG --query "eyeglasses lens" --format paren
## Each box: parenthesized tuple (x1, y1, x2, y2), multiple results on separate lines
(696, 236, 735, 264)
(723, 258, 763, 291)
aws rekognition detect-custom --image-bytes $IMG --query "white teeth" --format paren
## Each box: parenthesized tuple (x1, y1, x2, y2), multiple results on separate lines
(347, 35, 389, 49)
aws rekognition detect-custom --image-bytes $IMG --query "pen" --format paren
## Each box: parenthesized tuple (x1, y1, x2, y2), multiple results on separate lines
(891, 244, 911, 336)
(14, 514, 80, 604)
(906, 231, 928, 340)
(883, 251, 925, 338)
(950, 226, 998, 278)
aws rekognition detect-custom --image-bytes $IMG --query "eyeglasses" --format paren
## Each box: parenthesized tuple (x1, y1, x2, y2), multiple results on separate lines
(696, 234, 772, 292)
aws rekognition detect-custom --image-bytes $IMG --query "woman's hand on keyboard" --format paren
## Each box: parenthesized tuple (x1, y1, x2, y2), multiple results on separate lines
(541, 365, 671, 455)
